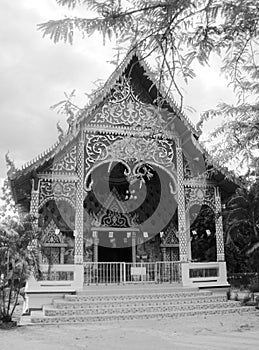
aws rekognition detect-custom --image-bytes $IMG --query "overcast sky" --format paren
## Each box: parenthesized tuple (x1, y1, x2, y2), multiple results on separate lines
(0, 0, 236, 188)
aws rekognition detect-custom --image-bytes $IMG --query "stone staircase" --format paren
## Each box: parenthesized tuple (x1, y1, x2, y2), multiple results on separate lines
(23, 286, 254, 325)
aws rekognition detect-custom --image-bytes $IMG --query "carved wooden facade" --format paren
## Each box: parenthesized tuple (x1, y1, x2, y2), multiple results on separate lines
(9, 51, 239, 270)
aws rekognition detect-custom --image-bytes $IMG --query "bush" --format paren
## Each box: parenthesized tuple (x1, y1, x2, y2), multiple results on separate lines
(227, 273, 259, 288)
(0, 215, 41, 325)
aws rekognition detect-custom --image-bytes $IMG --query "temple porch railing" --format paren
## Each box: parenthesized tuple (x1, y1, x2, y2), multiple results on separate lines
(83, 261, 181, 285)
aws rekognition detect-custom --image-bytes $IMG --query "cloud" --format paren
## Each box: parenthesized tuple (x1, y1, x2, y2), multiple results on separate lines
(0, 0, 115, 179)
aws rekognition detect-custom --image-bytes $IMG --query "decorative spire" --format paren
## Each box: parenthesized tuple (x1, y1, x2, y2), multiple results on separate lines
(5, 151, 17, 179)
(56, 121, 65, 142)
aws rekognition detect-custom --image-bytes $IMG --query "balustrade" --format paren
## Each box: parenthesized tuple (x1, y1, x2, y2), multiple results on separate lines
(83, 261, 181, 284)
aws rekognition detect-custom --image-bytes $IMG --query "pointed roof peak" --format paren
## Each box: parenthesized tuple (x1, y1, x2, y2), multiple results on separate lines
(77, 46, 200, 137)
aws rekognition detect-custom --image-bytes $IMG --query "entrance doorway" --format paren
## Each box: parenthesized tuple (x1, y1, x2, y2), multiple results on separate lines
(98, 245, 132, 262)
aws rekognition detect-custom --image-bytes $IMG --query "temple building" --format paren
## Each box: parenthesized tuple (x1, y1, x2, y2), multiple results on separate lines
(8, 51, 239, 310)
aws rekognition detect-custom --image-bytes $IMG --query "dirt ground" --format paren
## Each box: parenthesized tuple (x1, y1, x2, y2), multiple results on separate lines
(0, 311, 259, 350)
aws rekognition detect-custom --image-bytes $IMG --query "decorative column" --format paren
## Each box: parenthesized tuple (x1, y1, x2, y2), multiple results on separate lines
(215, 187, 225, 262)
(93, 231, 99, 263)
(162, 247, 166, 262)
(74, 131, 85, 264)
(185, 211, 192, 260)
(30, 178, 40, 225)
(132, 232, 136, 264)
(60, 247, 65, 264)
(176, 142, 188, 262)
(29, 178, 42, 263)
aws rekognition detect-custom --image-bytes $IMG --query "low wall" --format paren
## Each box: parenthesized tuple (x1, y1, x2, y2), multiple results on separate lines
(24, 264, 84, 311)
(181, 261, 229, 288)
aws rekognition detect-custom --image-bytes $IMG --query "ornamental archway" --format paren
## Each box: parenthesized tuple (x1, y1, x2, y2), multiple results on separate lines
(82, 157, 178, 263)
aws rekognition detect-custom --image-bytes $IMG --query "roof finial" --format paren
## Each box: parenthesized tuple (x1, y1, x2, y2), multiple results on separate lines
(5, 151, 17, 179)
(56, 121, 65, 142)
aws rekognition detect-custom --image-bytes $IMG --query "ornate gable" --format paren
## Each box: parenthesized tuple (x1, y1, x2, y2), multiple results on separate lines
(88, 77, 172, 132)
(43, 219, 62, 244)
(91, 188, 137, 228)
(50, 144, 77, 173)
(161, 220, 179, 246)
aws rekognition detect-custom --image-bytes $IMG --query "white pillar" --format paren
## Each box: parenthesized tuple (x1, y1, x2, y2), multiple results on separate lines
(30, 178, 40, 225)
(186, 211, 192, 260)
(74, 131, 84, 264)
(215, 187, 225, 262)
(176, 144, 188, 262)
(93, 231, 98, 263)
(30, 178, 42, 262)
(132, 232, 136, 264)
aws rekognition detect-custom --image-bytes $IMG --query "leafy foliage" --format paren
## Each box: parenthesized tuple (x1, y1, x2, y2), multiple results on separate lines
(0, 179, 19, 224)
(0, 214, 42, 323)
(225, 239, 250, 273)
(190, 205, 217, 262)
(200, 65, 259, 173)
(224, 179, 259, 272)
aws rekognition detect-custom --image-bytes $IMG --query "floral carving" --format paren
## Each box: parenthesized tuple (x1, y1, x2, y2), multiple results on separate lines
(85, 134, 123, 173)
(51, 145, 76, 172)
(84, 133, 174, 184)
(161, 220, 179, 246)
(39, 180, 76, 208)
(102, 210, 129, 228)
(43, 220, 62, 244)
(90, 78, 160, 127)
(185, 186, 215, 211)
(104, 136, 174, 168)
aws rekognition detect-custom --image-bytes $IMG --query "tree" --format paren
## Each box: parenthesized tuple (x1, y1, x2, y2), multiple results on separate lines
(0, 178, 19, 224)
(224, 179, 259, 274)
(1, 153, 19, 224)
(200, 64, 259, 174)
(190, 205, 217, 262)
(0, 215, 41, 326)
(38, 0, 259, 172)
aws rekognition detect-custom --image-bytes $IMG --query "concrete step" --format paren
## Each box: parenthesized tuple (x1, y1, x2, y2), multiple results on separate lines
(44, 301, 240, 317)
(52, 295, 226, 310)
(31, 306, 255, 324)
(77, 284, 194, 295)
(63, 290, 212, 303)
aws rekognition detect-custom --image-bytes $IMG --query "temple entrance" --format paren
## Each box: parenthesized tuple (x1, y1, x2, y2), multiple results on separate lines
(93, 228, 137, 263)
(98, 245, 132, 262)
(84, 161, 178, 265)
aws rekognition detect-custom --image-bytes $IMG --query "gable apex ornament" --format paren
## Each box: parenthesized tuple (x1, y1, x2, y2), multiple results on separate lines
(5, 151, 17, 179)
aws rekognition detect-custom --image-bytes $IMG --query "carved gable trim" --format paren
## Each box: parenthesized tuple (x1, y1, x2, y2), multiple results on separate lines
(43, 220, 62, 244)
(51, 144, 77, 172)
(161, 220, 179, 247)
(91, 189, 137, 228)
(185, 186, 216, 212)
(39, 179, 76, 209)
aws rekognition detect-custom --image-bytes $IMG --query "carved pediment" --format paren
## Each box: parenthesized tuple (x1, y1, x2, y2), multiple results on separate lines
(87, 77, 176, 136)
(43, 220, 62, 244)
(50, 144, 77, 173)
(161, 220, 179, 246)
(91, 188, 137, 228)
